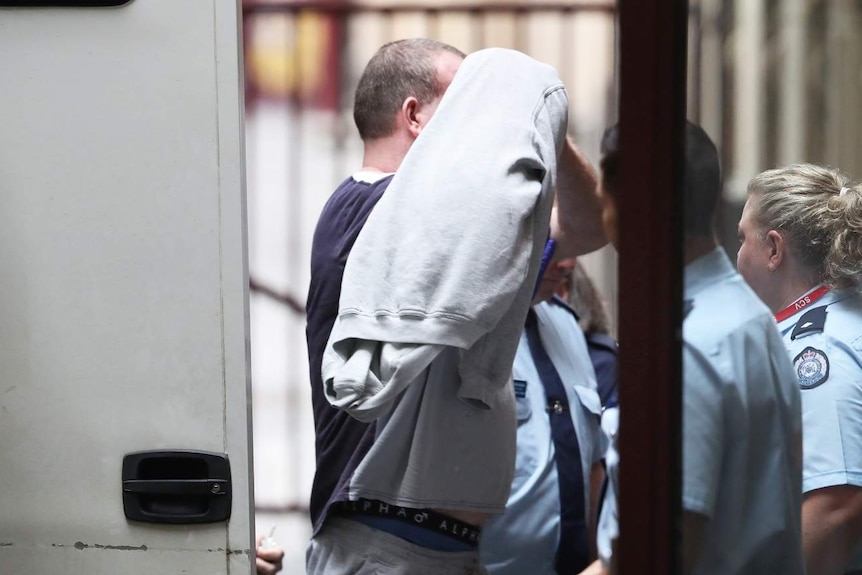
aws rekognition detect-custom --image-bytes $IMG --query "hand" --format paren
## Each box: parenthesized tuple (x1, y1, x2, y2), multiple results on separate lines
(255, 534, 284, 575)
(577, 559, 608, 575)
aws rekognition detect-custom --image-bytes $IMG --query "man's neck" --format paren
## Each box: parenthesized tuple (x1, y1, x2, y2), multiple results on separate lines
(770, 277, 823, 316)
(683, 236, 718, 266)
(362, 136, 411, 173)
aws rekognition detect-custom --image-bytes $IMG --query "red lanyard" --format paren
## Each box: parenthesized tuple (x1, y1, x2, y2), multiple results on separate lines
(774, 285, 830, 322)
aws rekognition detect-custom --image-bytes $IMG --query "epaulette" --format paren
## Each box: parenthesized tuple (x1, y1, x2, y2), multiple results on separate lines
(791, 305, 828, 340)
(586, 331, 618, 354)
(683, 299, 694, 319)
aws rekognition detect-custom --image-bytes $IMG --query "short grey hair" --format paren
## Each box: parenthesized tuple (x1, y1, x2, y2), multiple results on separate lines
(353, 38, 465, 141)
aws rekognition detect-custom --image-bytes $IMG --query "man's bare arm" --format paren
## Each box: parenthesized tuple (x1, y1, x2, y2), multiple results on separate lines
(803, 485, 862, 575)
(589, 461, 606, 560)
(682, 510, 708, 574)
(551, 138, 607, 258)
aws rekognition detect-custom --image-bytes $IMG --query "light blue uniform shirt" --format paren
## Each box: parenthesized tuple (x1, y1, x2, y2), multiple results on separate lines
(683, 248, 803, 575)
(597, 248, 803, 574)
(776, 288, 862, 570)
(776, 288, 862, 492)
(480, 297, 606, 575)
(596, 407, 619, 566)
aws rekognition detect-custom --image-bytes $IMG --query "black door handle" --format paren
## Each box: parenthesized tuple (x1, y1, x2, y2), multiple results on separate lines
(123, 479, 229, 496)
(122, 450, 232, 524)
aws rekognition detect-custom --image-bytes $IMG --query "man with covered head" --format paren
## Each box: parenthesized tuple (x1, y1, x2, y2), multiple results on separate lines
(306, 38, 605, 574)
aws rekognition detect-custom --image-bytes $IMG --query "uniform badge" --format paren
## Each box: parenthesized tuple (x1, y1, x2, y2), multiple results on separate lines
(793, 346, 830, 389)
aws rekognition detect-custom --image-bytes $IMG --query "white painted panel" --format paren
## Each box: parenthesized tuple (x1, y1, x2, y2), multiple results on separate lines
(0, 0, 253, 572)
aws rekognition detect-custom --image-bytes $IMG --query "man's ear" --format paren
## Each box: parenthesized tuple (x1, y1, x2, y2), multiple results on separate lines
(765, 229, 785, 271)
(401, 97, 422, 139)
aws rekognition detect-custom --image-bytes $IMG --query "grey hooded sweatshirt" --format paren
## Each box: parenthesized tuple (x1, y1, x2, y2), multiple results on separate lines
(322, 48, 570, 514)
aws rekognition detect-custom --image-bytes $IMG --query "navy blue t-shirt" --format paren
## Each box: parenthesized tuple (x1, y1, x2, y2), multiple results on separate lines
(305, 174, 393, 533)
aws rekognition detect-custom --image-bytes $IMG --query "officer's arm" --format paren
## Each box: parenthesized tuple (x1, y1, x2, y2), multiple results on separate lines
(551, 138, 607, 258)
(682, 510, 708, 574)
(589, 461, 605, 560)
(802, 485, 862, 575)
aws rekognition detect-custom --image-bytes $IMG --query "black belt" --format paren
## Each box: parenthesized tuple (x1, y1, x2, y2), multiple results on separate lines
(332, 498, 481, 547)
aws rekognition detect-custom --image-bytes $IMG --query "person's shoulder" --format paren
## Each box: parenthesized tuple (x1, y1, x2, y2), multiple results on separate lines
(325, 173, 393, 209)
(586, 331, 618, 355)
(823, 291, 862, 340)
(786, 292, 862, 390)
(787, 291, 862, 350)
(315, 174, 393, 230)
(686, 272, 773, 346)
(546, 294, 580, 321)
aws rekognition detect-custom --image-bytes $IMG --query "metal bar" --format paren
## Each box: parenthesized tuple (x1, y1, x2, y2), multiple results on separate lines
(242, 10, 257, 110)
(687, 7, 702, 122)
(561, 8, 574, 136)
(514, 7, 527, 52)
(727, 0, 764, 201)
(255, 502, 310, 514)
(777, 0, 807, 165)
(616, 0, 687, 573)
(429, 7, 441, 42)
(249, 277, 306, 314)
(825, 0, 858, 172)
(380, 7, 393, 42)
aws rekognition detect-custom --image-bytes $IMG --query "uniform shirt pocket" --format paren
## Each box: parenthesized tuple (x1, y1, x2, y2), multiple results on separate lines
(572, 385, 606, 460)
(573, 385, 603, 418)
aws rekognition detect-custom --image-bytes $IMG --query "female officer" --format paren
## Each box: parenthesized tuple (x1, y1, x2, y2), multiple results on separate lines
(737, 163, 862, 575)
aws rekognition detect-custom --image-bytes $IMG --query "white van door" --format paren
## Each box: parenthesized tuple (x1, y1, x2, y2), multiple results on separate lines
(0, 1, 254, 573)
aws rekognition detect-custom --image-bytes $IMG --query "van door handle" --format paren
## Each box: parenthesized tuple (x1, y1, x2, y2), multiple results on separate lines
(123, 479, 229, 496)
(122, 450, 232, 524)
